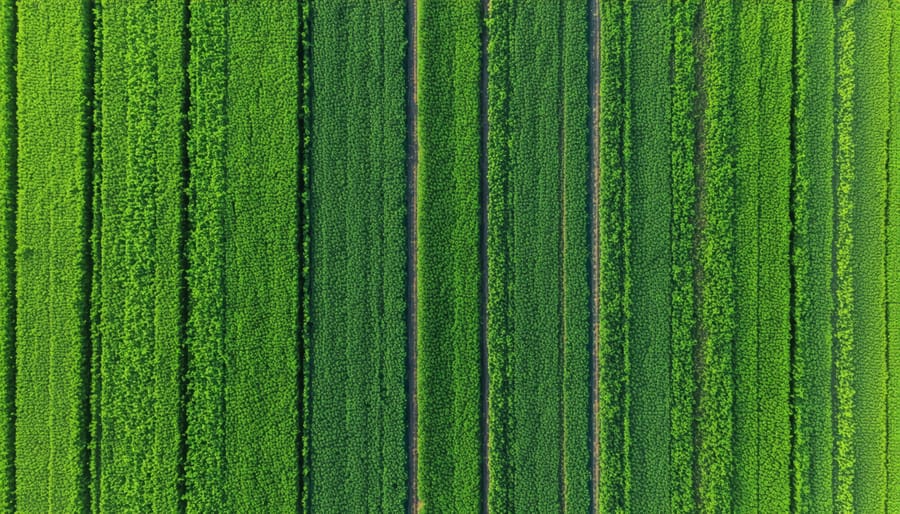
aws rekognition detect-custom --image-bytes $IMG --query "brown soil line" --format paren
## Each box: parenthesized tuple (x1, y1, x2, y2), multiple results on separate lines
(479, 0, 491, 512)
(406, 0, 419, 510)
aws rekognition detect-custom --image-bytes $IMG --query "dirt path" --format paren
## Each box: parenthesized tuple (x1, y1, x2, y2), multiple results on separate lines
(479, 0, 491, 512)
(405, 0, 419, 510)
(588, 0, 600, 510)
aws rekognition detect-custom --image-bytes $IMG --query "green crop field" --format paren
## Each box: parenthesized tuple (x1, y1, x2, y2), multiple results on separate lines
(0, 1, 897, 512)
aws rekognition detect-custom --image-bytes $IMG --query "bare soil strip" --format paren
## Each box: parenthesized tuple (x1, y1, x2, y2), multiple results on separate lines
(406, 0, 419, 510)
(479, 0, 491, 512)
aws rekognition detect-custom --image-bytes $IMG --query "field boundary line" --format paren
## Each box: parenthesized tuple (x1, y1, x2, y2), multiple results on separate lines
(406, 0, 419, 510)
(479, 0, 490, 512)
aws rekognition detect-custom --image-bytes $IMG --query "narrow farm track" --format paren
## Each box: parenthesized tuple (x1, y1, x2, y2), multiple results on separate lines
(0, 0, 13, 509)
(89, 4, 103, 511)
(478, 0, 490, 511)
(792, 2, 836, 511)
(588, 0, 600, 510)
(15, 1, 94, 511)
(406, 0, 418, 510)
(307, 2, 408, 512)
(95, 0, 185, 510)
(299, 1, 310, 511)
(416, 0, 481, 511)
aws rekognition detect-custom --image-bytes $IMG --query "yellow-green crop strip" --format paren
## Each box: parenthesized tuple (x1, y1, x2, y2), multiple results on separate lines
(15, 1, 94, 511)
(0, 1, 13, 510)
(186, 2, 300, 512)
(792, 1, 835, 511)
(846, 1, 891, 511)
(756, 3, 793, 511)
(697, 0, 736, 510)
(668, 1, 698, 512)
(95, 0, 185, 511)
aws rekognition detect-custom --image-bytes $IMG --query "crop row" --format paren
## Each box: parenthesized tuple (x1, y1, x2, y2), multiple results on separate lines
(668, 0, 698, 512)
(306, 1, 408, 512)
(186, 2, 302, 512)
(598, 1, 629, 510)
(846, 1, 891, 512)
(417, 0, 482, 511)
(734, 2, 794, 511)
(695, 0, 736, 510)
(487, 0, 591, 511)
(15, 1, 94, 512)
(94, 0, 184, 511)
(792, 1, 836, 512)
(0, 1, 13, 511)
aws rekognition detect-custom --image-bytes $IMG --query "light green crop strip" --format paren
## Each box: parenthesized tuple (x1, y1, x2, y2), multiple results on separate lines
(791, 1, 835, 512)
(0, 0, 14, 509)
(847, 1, 890, 512)
(15, 0, 94, 511)
(417, 0, 482, 510)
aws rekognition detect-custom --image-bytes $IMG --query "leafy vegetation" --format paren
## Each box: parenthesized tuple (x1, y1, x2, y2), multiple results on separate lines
(186, 3, 301, 512)
(792, 2, 835, 512)
(0, 1, 13, 510)
(731, 2, 761, 507)
(846, 2, 891, 512)
(15, 1, 93, 511)
(487, 0, 590, 510)
(668, 1, 698, 512)
(598, 2, 630, 510)
(626, 3, 671, 512)
(95, 0, 184, 511)
(756, 3, 792, 511)
(696, 1, 736, 510)
(417, 1, 482, 511)
(0, 3, 896, 513)
(307, 1, 408, 512)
